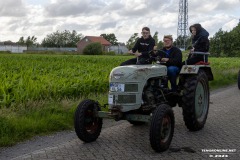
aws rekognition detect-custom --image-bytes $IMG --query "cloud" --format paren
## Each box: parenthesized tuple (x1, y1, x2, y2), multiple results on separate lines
(0, 0, 26, 17)
(99, 22, 117, 30)
(45, 0, 106, 17)
(0, 0, 239, 43)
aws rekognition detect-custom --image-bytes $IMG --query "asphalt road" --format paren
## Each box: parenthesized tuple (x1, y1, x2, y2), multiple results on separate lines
(0, 85, 240, 160)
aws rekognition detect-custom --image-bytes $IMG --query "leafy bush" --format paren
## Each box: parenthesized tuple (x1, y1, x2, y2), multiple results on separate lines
(83, 42, 103, 55)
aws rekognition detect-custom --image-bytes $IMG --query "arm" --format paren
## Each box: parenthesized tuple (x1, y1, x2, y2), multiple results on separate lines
(166, 48, 182, 67)
(131, 38, 140, 53)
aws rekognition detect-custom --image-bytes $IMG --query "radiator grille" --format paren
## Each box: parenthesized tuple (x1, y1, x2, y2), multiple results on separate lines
(125, 84, 138, 92)
(118, 95, 136, 103)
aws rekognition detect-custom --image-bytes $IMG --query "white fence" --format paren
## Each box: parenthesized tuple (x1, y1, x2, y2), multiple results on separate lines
(28, 47, 77, 52)
(0, 45, 27, 53)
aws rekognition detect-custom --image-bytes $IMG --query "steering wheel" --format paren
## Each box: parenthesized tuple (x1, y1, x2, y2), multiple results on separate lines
(148, 50, 167, 64)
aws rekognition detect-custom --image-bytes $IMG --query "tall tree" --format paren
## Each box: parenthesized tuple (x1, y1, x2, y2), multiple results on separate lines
(209, 23, 240, 57)
(126, 33, 139, 49)
(100, 33, 118, 45)
(17, 36, 37, 48)
(18, 37, 25, 45)
(41, 30, 83, 47)
(26, 36, 37, 48)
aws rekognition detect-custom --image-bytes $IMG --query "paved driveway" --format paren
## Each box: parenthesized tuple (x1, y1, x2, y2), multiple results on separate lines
(1, 85, 240, 160)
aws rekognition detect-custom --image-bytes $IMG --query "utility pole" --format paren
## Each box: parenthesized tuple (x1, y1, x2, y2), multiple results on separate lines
(177, 0, 188, 50)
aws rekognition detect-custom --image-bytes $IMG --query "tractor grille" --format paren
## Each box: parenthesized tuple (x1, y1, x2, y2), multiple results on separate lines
(118, 95, 136, 104)
(125, 84, 138, 92)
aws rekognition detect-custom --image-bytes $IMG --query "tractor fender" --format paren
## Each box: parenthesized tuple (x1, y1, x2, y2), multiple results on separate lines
(180, 65, 214, 81)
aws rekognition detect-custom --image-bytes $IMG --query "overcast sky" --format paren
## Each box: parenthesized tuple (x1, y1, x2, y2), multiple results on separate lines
(0, 0, 239, 44)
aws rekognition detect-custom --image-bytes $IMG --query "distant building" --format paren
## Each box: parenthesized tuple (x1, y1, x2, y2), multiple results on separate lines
(0, 41, 27, 53)
(109, 44, 129, 54)
(77, 36, 111, 53)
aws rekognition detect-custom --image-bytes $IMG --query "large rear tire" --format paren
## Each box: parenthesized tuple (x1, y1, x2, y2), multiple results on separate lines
(150, 104, 175, 152)
(182, 70, 209, 131)
(74, 99, 103, 142)
(238, 70, 240, 89)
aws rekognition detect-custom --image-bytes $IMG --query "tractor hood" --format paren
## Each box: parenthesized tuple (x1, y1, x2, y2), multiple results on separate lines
(109, 64, 167, 82)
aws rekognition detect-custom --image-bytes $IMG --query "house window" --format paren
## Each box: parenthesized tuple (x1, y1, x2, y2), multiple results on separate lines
(85, 38, 88, 42)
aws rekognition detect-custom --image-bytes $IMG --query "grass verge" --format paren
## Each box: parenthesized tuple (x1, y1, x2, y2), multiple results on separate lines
(0, 93, 108, 147)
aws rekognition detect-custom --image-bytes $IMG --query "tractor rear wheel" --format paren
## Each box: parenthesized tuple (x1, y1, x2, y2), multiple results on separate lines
(182, 70, 209, 131)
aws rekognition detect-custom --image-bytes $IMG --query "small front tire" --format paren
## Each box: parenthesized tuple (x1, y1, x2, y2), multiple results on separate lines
(150, 104, 175, 152)
(74, 99, 103, 142)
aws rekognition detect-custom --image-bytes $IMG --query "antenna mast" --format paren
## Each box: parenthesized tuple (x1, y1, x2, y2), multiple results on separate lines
(177, 0, 188, 50)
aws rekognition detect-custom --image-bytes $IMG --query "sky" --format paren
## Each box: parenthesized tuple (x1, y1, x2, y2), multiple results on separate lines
(0, 0, 239, 44)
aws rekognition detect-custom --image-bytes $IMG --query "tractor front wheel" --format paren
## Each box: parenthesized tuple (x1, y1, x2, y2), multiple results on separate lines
(150, 104, 175, 152)
(74, 99, 103, 142)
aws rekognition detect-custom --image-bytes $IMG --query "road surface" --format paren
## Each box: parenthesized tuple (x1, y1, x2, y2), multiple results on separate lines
(0, 85, 240, 160)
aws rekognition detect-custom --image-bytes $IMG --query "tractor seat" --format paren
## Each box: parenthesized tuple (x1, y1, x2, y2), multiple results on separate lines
(195, 61, 210, 65)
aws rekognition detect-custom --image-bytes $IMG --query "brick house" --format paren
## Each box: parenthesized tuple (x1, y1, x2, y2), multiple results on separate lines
(77, 36, 111, 53)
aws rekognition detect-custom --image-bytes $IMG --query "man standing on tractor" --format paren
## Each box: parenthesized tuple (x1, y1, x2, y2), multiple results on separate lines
(120, 27, 155, 65)
(157, 35, 182, 92)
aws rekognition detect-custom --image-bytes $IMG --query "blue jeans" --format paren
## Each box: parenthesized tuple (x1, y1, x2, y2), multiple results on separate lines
(167, 66, 180, 92)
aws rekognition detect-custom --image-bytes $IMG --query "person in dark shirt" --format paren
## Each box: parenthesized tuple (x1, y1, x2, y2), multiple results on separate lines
(156, 35, 182, 92)
(183, 23, 209, 65)
(120, 27, 155, 65)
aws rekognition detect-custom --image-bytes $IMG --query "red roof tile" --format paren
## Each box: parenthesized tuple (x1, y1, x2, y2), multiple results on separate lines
(85, 36, 111, 45)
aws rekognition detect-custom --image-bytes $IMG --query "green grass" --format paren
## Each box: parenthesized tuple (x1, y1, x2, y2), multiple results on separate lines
(0, 102, 74, 146)
(209, 57, 240, 89)
(0, 54, 130, 107)
(0, 53, 240, 147)
(0, 93, 108, 147)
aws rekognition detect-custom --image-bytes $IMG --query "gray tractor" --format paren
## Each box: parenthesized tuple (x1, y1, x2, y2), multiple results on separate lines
(74, 51, 213, 152)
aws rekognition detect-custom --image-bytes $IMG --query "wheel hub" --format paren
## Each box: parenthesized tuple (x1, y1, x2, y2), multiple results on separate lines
(195, 81, 208, 122)
(161, 115, 171, 143)
(198, 94, 203, 105)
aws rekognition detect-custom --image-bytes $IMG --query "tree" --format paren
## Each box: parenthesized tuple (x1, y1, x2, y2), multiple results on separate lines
(41, 30, 83, 47)
(174, 35, 191, 50)
(83, 42, 103, 55)
(100, 33, 118, 45)
(17, 36, 37, 48)
(26, 36, 37, 48)
(209, 23, 240, 57)
(18, 37, 25, 45)
(153, 31, 158, 45)
(157, 40, 164, 49)
(126, 33, 139, 49)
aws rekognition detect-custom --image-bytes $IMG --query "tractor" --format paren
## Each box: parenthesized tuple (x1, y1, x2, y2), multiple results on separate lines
(74, 51, 213, 152)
